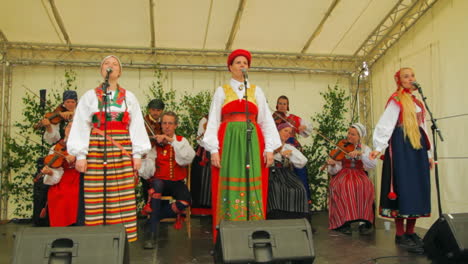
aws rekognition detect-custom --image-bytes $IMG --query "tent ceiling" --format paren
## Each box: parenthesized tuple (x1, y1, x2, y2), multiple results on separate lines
(0, 0, 438, 73)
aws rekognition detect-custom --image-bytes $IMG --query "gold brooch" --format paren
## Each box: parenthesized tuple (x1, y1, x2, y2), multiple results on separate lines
(163, 150, 167, 156)
(238, 84, 244, 91)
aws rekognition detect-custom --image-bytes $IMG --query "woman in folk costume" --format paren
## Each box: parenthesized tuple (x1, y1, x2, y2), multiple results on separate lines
(274, 95, 313, 203)
(41, 122, 80, 227)
(203, 49, 281, 242)
(267, 122, 309, 220)
(68, 55, 151, 242)
(327, 123, 376, 235)
(369, 68, 434, 253)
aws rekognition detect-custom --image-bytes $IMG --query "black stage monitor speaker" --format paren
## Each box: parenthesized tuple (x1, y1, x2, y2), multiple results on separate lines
(423, 213, 468, 263)
(214, 218, 315, 264)
(12, 225, 129, 264)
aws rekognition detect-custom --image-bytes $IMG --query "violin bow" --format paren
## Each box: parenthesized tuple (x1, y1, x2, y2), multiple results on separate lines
(14, 133, 68, 158)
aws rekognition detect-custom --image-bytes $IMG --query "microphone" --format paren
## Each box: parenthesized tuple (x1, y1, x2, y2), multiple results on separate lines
(106, 68, 113, 73)
(412, 81, 422, 93)
(241, 68, 248, 80)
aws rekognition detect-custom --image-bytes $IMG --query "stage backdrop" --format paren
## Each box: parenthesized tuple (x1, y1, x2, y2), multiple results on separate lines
(370, 0, 468, 229)
(7, 66, 350, 219)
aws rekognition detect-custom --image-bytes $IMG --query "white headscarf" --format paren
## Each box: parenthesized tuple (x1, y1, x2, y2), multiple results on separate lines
(351, 123, 366, 138)
(100, 55, 122, 76)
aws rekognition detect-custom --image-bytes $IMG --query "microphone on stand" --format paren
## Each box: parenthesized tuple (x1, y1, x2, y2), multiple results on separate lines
(241, 68, 248, 81)
(412, 81, 423, 93)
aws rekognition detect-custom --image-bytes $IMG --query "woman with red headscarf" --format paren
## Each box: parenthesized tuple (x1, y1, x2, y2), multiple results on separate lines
(203, 49, 281, 242)
(369, 68, 434, 253)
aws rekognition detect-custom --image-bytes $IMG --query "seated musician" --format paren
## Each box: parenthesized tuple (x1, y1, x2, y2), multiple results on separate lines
(40, 122, 80, 227)
(40, 90, 77, 145)
(274, 95, 313, 204)
(327, 123, 376, 235)
(141, 99, 165, 203)
(267, 122, 309, 220)
(139, 111, 195, 249)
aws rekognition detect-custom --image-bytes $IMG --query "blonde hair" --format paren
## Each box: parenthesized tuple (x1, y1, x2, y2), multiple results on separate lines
(396, 68, 422, 149)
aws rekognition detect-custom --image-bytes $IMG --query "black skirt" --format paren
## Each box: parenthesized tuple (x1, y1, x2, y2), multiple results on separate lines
(267, 166, 309, 219)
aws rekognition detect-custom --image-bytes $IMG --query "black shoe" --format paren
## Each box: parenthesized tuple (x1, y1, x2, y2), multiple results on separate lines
(143, 231, 156, 250)
(358, 224, 373, 235)
(335, 224, 352, 235)
(395, 234, 424, 254)
(406, 233, 424, 247)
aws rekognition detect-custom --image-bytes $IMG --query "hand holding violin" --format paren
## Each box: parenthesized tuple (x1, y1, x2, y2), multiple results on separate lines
(59, 111, 74, 121)
(155, 134, 173, 144)
(369, 150, 381, 160)
(41, 165, 53, 176)
(281, 149, 292, 158)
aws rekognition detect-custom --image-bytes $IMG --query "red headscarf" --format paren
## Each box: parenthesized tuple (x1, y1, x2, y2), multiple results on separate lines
(394, 70, 401, 88)
(227, 49, 251, 71)
(394, 69, 412, 93)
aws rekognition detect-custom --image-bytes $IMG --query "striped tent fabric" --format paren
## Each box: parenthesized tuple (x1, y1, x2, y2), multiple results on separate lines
(84, 121, 138, 242)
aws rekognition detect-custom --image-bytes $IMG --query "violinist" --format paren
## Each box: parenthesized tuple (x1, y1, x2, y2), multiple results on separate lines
(41, 122, 80, 227)
(274, 95, 313, 203)
(267, 122, 309, 220)
(141, 99, 165, 204)
(138, 111, 195, 249)
(327, 123, 376, 235)
(40, 90, 77, 145)
(274, 95, 312, 146)
(144, 99, 165, 146)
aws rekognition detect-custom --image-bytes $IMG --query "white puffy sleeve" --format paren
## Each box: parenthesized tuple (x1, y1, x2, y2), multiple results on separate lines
(126, 91, 151, 158)
(372, 100, 400, 152)
(44, 124, 61, 145)
(67, 90, 94, 160)
(202, 87, 224, 153)
(172, 136, 196, 166)
(283, 144, 307, 168)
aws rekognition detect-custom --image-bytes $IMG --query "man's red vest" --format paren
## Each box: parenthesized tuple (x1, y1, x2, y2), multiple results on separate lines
(154, 135, 188, 181)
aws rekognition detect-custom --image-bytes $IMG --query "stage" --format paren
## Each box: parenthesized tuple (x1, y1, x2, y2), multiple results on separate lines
(0, 212, 431, 264)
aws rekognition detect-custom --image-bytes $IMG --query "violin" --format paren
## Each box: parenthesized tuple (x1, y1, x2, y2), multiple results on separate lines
(34, 105, 72, 130)
(34, 141, 71, 182)
(328, 139, 355, 161)
(320, 139, 355, 171)
(273, 111, 287, 126)
(144, 114, 163, 147)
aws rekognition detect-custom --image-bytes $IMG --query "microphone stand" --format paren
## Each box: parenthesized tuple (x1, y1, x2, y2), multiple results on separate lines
(102, 70, 111, 225)
(417, 85, 444, 218)
(242, 69, 252, 219)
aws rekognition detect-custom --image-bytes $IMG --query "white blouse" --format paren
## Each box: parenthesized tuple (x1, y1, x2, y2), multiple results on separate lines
(67, 88, 151, 160)
(274, 143, 308, 169)
(43, 124, 60, 145)
(202, 79, 281, 154)
(372, 100, 431, 157)
(327, 144, 377, 175)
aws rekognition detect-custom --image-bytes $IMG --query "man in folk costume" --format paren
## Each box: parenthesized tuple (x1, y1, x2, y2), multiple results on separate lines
(141, 99, 165, 206)
(41, 122, 80, 227)
(139, 111, 195, 249)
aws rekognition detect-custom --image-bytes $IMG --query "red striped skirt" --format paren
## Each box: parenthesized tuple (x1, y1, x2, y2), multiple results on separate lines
(84, 121, 137, 242)
(328, 167, 374, 230)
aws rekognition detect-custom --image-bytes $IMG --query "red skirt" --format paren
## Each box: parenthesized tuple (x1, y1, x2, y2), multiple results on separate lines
(328, 167, 374, 229)
(48, 168, 80, 227)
